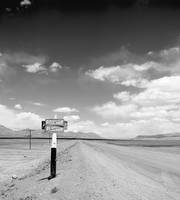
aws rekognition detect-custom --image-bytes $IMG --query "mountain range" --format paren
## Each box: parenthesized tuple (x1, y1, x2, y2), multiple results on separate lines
(135, 133, 180, 140)
(0, 124, 101, 139)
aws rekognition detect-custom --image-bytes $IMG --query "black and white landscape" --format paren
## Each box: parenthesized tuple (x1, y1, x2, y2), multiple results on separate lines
(0, 0, 180, 199)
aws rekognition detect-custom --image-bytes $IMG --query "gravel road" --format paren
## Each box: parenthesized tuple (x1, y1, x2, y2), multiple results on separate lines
(1, 141, 180, 200)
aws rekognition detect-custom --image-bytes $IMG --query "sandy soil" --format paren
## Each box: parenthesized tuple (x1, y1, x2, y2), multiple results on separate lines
(1, 141, 180, 200)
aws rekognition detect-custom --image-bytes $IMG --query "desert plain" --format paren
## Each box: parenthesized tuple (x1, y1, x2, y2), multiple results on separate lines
(0, 138, 180, 200)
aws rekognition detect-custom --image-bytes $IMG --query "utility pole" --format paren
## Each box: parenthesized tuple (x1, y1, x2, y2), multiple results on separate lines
(29, 129, 31, 150)
(27, 129, 32, 150)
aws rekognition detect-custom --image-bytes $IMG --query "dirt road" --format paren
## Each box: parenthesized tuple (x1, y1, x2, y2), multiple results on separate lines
(1, 141, 180, 200)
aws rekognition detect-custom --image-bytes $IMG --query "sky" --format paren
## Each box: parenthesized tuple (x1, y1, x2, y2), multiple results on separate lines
(1, 0, 180, 138)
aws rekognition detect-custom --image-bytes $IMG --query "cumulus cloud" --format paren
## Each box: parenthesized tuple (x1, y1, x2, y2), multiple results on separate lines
(64, 115, 80, 122)
(86, 65, 140, 83)
(149, 47, 180, 63)
(85, 62, 156, 86)
(14, 104, 22, 110)
(121, 78, 149, 88)
(53, 107, 79, 113)
(147, 46, 180, 74)
(0, 51, 48, 78)
(15, 112, 42, 130)
(93, 101, 137, 119)
(87, 44, 180, 137)
(66, 117, 180, 138)
(0, 104, 42, 130)
(132, 76, 180, 106)
(130, 105, 178, 119)
(20, 0, 31, 7)
(32, 102, 45, 106)
(23, 61, 63, 74)
(113, 91, 131, 102)
(22, 62, 46, 73)
(49, 62, 62, 72)
(67, 120, 100, 134)
(0, 51, 66, 78)
(94, 75, 180, 127)
(85, 46, 180, 88)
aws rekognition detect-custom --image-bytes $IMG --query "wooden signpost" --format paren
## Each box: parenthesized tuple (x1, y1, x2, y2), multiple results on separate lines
(41, 118, 68, 180)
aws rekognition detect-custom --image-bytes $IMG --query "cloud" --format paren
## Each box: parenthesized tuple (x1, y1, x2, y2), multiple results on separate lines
(15, 112, 42, 130)
(22, 62, 46, 73)
(49, 62, 62, 72)
(85, 62, 156, 86)
(93, 101, 137, 119)
(97, 118, 180, 138)
(94, 75, 180, 122)
(53, 107, 79, 113)
(130, 105, 179, 119)
(120, 76, 180, 123)
(2, 52, 47, 66)
(14, 104, 23, 110)
(66, 117, 180, 138)
(132, 76, 180, 106)
(121, 78, 149, 88)
(86, 65, 140, 83)
(149, 47, 180, 63)
(0, 51, 66, 78)
(0, 104, 42, 130)
(67, 120, 100, 134)
(23, 61, 64, 74)
(64, 115, 80, 122)
(0, 52, 48, 78)
(9, 97, 16, 100)
(90, 47, 144, 67)
(20, 0, 31, 7)
(32, 102, 45, 106)
(147, 46, 180, 74)
(85, 46, 180, 88)
(113, 91, 131, 102)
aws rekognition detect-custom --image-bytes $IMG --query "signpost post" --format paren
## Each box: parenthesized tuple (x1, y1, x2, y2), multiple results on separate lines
(49, 132, 57, 179)
(41, 118, 68, 180)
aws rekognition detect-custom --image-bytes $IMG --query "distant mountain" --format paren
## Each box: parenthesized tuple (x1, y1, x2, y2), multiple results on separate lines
(57, 131, 102, 139)
(135, 133, 180, 140)
(0, 125, 15, 136)
(27, 130, 102, 139)
(0, 124, 102, 139)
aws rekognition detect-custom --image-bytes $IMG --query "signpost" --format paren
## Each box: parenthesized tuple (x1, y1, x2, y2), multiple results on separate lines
(50, 133, 57, 179)
(41, 118, 68, 180)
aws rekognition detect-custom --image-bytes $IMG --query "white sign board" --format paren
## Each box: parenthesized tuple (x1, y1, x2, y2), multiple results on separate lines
(46, 126, 64, 132)
(43, 118, 68, 132)
(45, 119, 64, 127)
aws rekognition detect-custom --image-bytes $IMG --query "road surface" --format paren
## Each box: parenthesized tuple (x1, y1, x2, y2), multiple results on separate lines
(1, 141, 180, 200)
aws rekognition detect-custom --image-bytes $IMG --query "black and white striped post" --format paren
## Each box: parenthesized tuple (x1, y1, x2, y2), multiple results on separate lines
(48, 132, 57, 180)
(42, 119, 68, 180)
